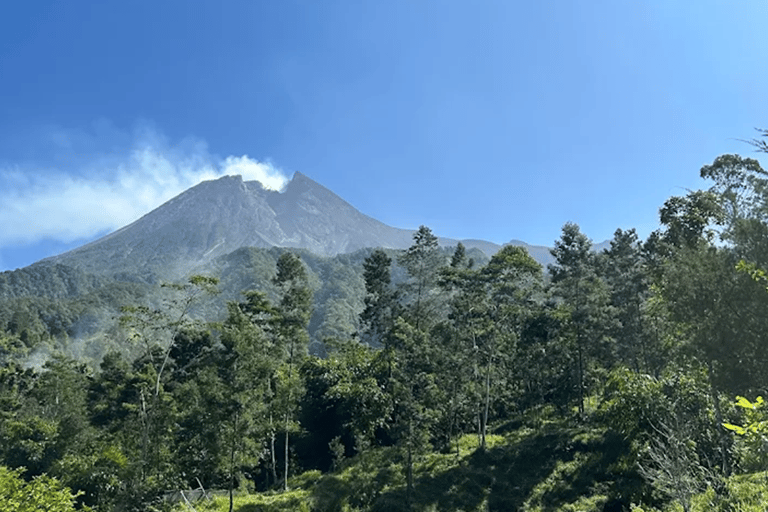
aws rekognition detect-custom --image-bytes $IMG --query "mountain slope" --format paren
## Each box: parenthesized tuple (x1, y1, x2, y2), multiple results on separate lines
(43, 172, 499, 279)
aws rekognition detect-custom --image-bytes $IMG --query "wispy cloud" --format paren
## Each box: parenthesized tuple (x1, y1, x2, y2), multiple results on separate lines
(0, 124, 289, 246)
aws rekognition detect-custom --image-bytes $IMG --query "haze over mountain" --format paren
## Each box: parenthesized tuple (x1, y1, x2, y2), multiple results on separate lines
(41, 172, 557, 279)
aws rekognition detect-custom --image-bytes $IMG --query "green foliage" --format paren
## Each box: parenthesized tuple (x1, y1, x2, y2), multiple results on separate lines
(700, 152, 768, 265)
(0, 415, 59, 476)
(0, 270, 151, 357)
(599, 366, 721, 468)
(299, 340, 390, 470)
(659, 245, 768, 394)
(51, 444, 128, 510)
(360, 249, 399, 348)
(657, 190, 726, 248)
(736, 259, 768, 291)
(723, 396, 766, 436)
(215, 298, 280, 505)
(723, 396, 768, 472)
(188, 488, 313, 512)
(272, 252, 313, 491)
(691, 471, 768, 512)
(303, 412, 630, 512)
(0, 465, 82, 512)
(601, 228, 662, 374)
(638, 419, 711, 512)
(549, 222, 617, 416)
(397, 226, 447, 331)
(273, 252, 313, 362)
(0, 331, 24, 363)
(516, 306, 573, 411)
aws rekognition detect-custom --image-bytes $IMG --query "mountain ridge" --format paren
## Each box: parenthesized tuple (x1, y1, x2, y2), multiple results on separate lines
(40, 172, 516, 278)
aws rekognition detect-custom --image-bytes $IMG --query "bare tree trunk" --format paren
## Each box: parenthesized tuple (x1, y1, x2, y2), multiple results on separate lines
(476, 410, 482, 447)
(229, 410, 239, 512)
(140, 389, 149, 484)
(270, 414, 277, 487)
(406, 416, 414, 508)
(471, 329, 482, 447)
(577, 332, 584, 418)
(707, 362, 731, 476)
(450, 407, 460, 457)
(575, 278, 585, 419)
(455, 420, 461, 457)
(284, 344, 294, 492)
(481, 350, 492, 450)
(284, 415, 290, 491)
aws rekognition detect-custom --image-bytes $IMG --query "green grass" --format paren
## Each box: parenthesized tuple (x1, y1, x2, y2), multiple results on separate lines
(625, 471, 768, 512)
(170, 399, 768, 512)
(183, 487, 315, 512)
(174, 410, 647, 512)
(687, 471, 768, 512)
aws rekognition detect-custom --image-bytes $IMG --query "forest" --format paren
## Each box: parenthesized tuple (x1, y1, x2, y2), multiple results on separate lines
(4, 137, 768, 512)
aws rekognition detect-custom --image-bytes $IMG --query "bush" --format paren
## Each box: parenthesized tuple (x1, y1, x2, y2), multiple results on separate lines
(0, 465, 82, 512)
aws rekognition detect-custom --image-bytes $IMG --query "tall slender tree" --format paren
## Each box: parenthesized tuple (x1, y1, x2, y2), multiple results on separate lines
(398, 226, 446, 332)
(477, 246, 542, 446)
(272, 253, 312, 491)
(218, 300, 276, 512)
(601, 228, 653, 373)
(117, 275, 219, 493)
(360, 249, 399, 348)
(549, 223, 616, 418)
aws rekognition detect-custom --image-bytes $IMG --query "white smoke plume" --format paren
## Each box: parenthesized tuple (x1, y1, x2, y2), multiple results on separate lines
(0, 125, 290, 246)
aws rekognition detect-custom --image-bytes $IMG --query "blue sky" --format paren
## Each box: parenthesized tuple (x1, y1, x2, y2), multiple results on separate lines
(1, 1, 767, 271)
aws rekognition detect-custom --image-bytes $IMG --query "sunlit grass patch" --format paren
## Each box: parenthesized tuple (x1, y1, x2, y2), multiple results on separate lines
(454, 432, 506, 455)
(522, 452, 610, 512)
(687, 471, 768, 512)
(177, 407, 630, 512)
(189, 488, 313, 512)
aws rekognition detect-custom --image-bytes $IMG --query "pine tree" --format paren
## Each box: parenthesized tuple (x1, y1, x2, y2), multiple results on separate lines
(397, 226, 446, 332)
(360, 249, 399, 348)
(549, 223, 616, 417)
(601, 228, 653, 373)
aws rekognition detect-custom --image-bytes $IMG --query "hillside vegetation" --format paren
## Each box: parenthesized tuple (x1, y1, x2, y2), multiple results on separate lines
(4, 137, 768, 511)
(0, 246, 488, 362)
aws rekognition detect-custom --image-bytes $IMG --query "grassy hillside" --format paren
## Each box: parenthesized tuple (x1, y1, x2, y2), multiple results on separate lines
(173, 409, 640, 512)
(174, 409, 768, 512)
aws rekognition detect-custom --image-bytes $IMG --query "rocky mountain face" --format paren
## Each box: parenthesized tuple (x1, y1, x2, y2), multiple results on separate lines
(43, 173, 408, 278)
(41, 172, 531, 279)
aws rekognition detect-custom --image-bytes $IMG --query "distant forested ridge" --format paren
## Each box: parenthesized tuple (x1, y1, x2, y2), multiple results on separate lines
(0, 245, 489, 360)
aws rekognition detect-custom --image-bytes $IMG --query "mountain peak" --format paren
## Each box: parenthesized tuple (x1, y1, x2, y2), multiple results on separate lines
(283, 170, 318, 192)
(40, 172, 514, 279)
(44, 171, 415, 277)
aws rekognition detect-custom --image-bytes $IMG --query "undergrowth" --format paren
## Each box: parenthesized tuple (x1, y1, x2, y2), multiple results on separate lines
(174, 404, 768, 512)
(175, 410, 645, 512)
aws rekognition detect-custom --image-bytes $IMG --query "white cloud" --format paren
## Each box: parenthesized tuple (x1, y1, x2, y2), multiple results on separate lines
(222, 155, 289, 191)
(0, 127, 290, 246)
